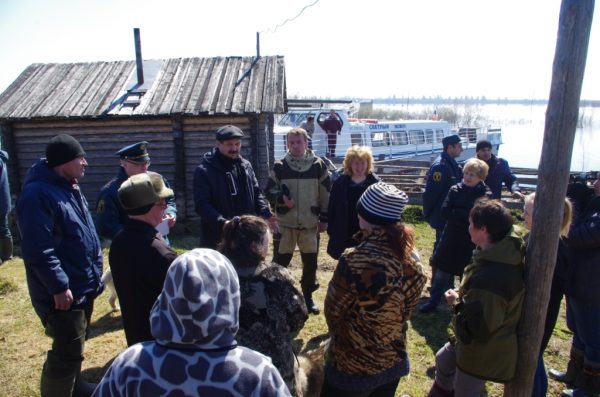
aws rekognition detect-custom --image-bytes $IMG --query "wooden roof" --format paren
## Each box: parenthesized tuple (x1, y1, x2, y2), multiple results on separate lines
(0, 56, 286, 120)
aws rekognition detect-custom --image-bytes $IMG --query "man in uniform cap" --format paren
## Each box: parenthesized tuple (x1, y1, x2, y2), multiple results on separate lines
(109, 172, 177, 346)
(17, 134, 103, 396)
(95, 141, 177, 241)
(420, 134, 463, 312)
(193, 125, 277, 249)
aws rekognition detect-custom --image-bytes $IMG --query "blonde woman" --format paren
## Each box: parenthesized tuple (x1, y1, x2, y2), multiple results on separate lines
(326, 145, 379, 259)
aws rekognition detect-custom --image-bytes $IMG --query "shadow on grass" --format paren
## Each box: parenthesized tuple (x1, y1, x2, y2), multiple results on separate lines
(82, 356, 117, 383)
(411, 297, 454, 379)
(88, 311, 122, 340)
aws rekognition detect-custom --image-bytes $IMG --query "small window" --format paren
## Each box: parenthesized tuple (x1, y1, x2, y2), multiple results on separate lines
(371, 132, 389, 147)
(390, 130, 408, 145)
(425, 129, 434, 143)
(409, 130, 425, 145)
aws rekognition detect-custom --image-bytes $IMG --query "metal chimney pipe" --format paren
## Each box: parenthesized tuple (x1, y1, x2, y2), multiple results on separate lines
(256, 32, 260, 58)
(134, 28, 144, 86)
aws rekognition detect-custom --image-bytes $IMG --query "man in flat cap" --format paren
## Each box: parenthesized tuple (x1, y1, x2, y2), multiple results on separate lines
(109, 172, 177, 346)
(421, 134, 464, 312)
(16, 134, 103, 396)
(95, 141, 177, 242)
(193, 125, 277, 249)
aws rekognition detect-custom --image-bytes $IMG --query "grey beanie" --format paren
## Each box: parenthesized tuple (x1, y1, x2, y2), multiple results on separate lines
(356, 182, 408, 225)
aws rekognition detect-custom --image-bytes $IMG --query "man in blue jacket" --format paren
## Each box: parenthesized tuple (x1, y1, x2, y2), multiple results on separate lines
(17, 134, 103, 397)
(0, 149, 12, 263)
(475, 140, 523, 200)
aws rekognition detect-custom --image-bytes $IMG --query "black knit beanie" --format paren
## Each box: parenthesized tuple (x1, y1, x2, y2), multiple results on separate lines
(46, 134, 86, 167)
(356, 182, 408, 226)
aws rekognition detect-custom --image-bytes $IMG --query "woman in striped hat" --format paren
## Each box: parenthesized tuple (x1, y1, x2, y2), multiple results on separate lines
(321, 182, 427, 397)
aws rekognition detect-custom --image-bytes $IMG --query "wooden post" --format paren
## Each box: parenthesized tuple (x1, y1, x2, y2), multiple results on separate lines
(171, 116, 186, 221)
(503, 0, 595, 395)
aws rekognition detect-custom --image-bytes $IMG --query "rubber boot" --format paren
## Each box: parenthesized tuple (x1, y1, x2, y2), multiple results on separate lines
(561, 366, 600, 397)
(550, 348, 584, 386)
(303, 291, 320, 315)
(427, 381, 454, 397)
(40, 353, 78, 397)
(0, 236, 12, 262)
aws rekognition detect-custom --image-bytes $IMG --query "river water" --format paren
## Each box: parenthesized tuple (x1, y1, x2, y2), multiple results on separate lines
(375, 103, 600, 172)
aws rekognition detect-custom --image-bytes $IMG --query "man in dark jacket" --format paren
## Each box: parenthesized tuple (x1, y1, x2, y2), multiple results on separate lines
(554, 176, 600, 397)
(17, 134, 103, 397)
(95, 142, 177, 242)
(0, 149, 12, 262)
(109, 172, 177, 346)
(422, 134, 463, 280)
(193, 125, 276, 248)
(322, 110, 342, 157)
(475, 140, 523, 200)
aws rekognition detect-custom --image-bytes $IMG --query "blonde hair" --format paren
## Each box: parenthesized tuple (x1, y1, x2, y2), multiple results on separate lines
(463, 158, 489, 180)
(342, 145, 374, 176)
(525, 193, 573, 237)
(287, 127, 309, 142)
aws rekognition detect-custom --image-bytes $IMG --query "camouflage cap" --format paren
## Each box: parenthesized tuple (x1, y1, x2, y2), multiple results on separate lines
(118, 171, 173, 211)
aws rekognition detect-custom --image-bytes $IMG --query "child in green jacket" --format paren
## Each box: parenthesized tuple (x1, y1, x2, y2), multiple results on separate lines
(427, 198, 526, 397)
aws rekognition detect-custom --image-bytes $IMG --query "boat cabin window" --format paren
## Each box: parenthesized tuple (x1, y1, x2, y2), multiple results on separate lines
(425, 129, 434, 144)
(390, 131, 408, 145)
(436, 129, 445, 143)
(371, 132, 390, 147)
(409, 130, 425, 145)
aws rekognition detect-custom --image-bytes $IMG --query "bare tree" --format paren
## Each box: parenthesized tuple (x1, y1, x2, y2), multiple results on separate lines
(504, 0, 595, 396)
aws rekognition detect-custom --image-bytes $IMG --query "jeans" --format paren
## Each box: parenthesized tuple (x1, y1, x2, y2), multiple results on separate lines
(531, 354, 548, 397)
(567, 297, 600, 366)
(426, 269, 454, 308)
(0, 213, 11, 238)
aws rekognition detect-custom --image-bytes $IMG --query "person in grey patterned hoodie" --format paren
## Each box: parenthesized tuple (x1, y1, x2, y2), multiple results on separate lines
(93, 248, 290, 397)
(219, 215, 309, 396)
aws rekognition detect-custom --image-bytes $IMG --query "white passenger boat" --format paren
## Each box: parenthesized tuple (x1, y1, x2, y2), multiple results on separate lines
(273, 107, 502, 162)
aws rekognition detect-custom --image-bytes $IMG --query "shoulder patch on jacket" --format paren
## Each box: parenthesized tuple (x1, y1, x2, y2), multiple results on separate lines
(432, 172, 442, 182)
(96, 199, 105, 214)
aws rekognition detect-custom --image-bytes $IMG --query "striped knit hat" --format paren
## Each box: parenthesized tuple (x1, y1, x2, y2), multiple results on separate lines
(356, 182, 408, 225)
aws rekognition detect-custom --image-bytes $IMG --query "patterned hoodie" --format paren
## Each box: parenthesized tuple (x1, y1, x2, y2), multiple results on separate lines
(93, 249, 290, 397)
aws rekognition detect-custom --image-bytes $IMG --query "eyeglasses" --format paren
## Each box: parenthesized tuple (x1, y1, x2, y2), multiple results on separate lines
(153, 201, 168, 208)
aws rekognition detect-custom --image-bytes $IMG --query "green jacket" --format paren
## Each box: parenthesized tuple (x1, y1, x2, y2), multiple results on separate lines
(452, 226, 525, 383)
(265, 150, 330, 229)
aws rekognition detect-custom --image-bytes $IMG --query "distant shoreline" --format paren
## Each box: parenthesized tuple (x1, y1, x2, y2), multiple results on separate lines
(371, 98, 600, 107)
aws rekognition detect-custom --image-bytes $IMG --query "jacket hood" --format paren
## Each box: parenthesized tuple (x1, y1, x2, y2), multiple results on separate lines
(474, 225, 525, 266)
(22, 158, 71, 188)
(284, 149, 318, 173)
(150, 248, 240, 350)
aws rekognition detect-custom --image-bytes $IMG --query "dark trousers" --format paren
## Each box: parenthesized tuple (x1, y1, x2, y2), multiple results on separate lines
(326, 133, 338, 157)
(274, 251, 318, 293)
(41, 302, 93, 396)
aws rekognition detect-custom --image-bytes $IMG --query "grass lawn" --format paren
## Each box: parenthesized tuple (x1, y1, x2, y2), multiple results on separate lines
(0, 207, 571, 396)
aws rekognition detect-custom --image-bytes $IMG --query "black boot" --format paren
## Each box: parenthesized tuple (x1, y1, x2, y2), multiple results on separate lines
(561, 366, 600, 397)
(303, 291, 320, 315)
(550, 348, 584, 386)
(40, 354, 78, 397)
(0, 236, 12, 262)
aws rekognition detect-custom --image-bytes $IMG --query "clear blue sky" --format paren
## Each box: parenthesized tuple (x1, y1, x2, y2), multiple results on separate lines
(0, 0, 598, 100)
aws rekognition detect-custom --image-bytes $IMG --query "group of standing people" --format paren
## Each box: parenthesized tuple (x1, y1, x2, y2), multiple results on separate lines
(11, 123, 599, 397)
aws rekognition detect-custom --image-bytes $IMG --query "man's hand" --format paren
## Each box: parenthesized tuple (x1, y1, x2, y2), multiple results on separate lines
(512, 191, 524, 200)
(445, 289, 459, 305)
(282, 195, 295, 209)
(54, 289, 74, 310)
(267, 216, 279, 234)
(318, 222, 327, 233)
(165, 214, 176, 228)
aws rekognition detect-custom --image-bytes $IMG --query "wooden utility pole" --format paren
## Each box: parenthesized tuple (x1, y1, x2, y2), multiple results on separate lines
(504, 0, 595, 395)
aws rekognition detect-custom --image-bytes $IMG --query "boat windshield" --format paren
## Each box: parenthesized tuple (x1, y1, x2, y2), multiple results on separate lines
(278, 112, 313, 127)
